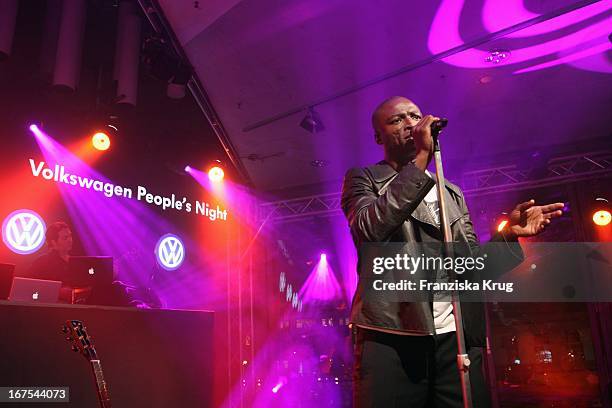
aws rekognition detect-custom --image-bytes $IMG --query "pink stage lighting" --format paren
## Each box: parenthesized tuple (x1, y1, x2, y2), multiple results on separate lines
(272, 377, 287, 394)
(299, 252, 343, 303)
(184, 165, 191, 173)
(28, 124, 45, 137)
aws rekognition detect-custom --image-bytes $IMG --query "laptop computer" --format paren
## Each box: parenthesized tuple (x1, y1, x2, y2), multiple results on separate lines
(0, 263, 16, 300)
(66, 256, 114, 287)
(9, 277, 62, 303)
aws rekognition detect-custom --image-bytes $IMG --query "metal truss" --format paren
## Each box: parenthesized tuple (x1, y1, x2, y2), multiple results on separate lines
(259, 151, 612, 222)
(259, 193, 342, 222)
(461, 151, 612, 196)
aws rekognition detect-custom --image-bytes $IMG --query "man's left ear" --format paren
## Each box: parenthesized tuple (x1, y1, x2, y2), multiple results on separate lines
(374, 132, 382, 145)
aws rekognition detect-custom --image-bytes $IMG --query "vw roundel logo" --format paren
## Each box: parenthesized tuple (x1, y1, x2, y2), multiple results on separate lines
(2, 209, 46, 255)
(155, 234, 185, 271)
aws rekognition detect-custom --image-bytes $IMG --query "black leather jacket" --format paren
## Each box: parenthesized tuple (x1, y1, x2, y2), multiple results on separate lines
(341, 161, 523, 347)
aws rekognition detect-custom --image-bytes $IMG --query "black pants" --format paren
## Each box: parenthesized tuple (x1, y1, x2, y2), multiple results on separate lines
(353, 328, 490, 408)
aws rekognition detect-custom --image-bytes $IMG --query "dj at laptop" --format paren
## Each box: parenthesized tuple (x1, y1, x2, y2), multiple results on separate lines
(27, 221, 90, 303)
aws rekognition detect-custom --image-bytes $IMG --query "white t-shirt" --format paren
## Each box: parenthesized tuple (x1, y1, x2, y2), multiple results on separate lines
(424, 170, 456, 335)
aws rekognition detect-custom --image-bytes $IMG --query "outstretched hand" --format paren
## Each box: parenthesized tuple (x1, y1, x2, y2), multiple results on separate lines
(507, 199, 564, 237)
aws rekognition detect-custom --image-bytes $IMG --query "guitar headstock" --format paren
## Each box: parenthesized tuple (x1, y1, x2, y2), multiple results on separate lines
(63, 320, 99, 361)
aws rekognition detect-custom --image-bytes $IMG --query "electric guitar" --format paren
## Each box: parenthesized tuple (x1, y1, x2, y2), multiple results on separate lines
(63, 320, 112, 408)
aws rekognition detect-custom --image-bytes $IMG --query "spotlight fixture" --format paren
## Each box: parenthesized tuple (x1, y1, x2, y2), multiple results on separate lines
(497, 220, 509, 232)
(90, 115, 119, 151)
(300, 107, 324, 133)
(184, 165, 191, 173)
(28, 121, 45, 135)
(485, 49, 511, 64)
(92, 132, 111, 151)
(167, 63, 192, 100)
(494, 212, 509, 233)
(593, 210, 611, 226)
(142, 36, 180, 82)
(271, 377, 287, 394)
(593, 198, 611, 227)
(208, 160, 225, 183)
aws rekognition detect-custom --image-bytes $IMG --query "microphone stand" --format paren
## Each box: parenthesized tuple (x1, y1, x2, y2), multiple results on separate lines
(432, 130, 473, 408)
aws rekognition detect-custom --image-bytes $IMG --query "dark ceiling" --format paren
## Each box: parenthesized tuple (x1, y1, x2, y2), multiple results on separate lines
(158, 0, 612, 192)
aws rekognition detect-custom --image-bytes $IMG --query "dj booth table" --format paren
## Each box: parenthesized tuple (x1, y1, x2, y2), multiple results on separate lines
(0, 301, 214, 407)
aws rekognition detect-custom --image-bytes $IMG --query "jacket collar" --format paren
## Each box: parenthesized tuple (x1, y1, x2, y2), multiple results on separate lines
(367, 160, 462, 195)
(367, 160, 463, 229)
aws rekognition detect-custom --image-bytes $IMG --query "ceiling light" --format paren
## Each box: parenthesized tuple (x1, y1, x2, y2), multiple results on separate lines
(485, 49, 511, 64)
(300, 108, 324, 133)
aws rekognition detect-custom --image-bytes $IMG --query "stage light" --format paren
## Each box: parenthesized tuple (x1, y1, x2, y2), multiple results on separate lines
(184, 165, 191, 173)
(271, 379, 286, 394)
(497, 220, 509, 232)
(593, 198, 611, 227)
(485, 49, 511, 64)
(493, 212, 510, 234)
(208, 165, 224, 183)
(300, 252, 342, 303)
(593, 210, 611, 227)
(28, 123, 45, 138)
(92, 132, 111, 151)
(300, 107, 324, 133)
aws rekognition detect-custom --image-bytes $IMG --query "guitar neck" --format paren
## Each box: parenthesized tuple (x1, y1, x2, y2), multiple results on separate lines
(90, 360, 112, 408)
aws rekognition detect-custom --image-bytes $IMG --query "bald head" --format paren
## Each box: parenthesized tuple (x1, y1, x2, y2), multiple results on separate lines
(369, 96, 424, 165)
(371, 96, 418, 133)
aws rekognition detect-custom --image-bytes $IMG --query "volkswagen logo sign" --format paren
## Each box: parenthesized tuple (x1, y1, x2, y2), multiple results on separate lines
(2, 209, 46, 255)
(155, 234, 185, 271)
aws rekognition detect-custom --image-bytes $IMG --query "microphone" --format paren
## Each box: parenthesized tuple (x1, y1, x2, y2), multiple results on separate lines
(431, 118, 448, 135)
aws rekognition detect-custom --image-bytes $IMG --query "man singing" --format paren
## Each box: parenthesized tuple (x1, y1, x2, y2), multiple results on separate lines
(341, 96, 564, 407)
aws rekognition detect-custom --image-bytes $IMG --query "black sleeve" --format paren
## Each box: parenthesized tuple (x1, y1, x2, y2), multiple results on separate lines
(341, 165, 435, 244)
(454, 188, 524, 280)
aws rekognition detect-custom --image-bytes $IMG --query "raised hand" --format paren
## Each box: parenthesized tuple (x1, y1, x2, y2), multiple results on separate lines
(507, 199, 564, 237)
